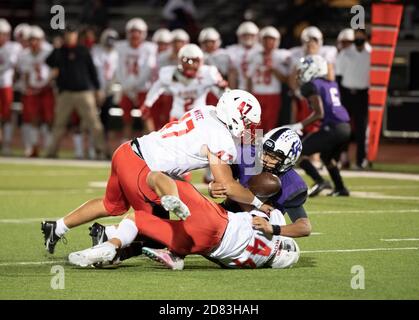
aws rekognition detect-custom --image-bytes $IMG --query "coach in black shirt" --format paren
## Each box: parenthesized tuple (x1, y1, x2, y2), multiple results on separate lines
(46, 25, 107, 159)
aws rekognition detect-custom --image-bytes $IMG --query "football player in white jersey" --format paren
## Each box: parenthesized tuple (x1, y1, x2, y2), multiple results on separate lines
(198, 27, 232, 106)
(246, 26, 290, 133)
(0, 19, 20, 155)
(141, 44, 227, 128)
(150, 29, 189, 130)
(18, 26, 54, 157)
(92, 28, 119, 136)
(226, 21, 262, 90)
(42, 89, 274, 254)
(115, 18, 157, 140)
(68, 168, 300, 270)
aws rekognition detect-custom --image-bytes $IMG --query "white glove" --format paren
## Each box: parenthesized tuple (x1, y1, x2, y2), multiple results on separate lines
(161, 195, 191, 221)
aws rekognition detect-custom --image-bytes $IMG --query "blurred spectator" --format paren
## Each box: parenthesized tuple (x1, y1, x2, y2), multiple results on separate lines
(80, 0, 109, 30)
(79, 26, 97, 50)
(45, 26, 107, 159)
(336, 29, 370, 170)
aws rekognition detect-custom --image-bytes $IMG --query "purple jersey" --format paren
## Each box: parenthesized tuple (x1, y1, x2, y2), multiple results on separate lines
(233, 145, 307, 212)
(302, 78, 350, 127)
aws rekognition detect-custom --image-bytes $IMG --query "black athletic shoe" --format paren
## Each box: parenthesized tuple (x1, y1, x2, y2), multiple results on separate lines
(41, 221, 62, 254)
(308, 181, 332, 197)
(328, 188, 350, 197)
(89, 222, 108, 247)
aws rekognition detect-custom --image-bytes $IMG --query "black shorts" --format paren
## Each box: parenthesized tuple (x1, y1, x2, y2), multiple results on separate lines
(301, 122, 351, 163)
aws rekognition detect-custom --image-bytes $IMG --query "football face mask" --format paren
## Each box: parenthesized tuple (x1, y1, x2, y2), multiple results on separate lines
(179, 57, 201, 78)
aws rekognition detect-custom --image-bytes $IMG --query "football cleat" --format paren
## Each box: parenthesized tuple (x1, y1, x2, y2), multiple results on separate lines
(89, 222, 108, 247)
(327, 188, 350, 197)
(41, 221, 64, 254)
(161, 195, 190, 221)
(142, 247, 184, 270)
(308, 181, 332, 198)
(68, 242, 117, 267)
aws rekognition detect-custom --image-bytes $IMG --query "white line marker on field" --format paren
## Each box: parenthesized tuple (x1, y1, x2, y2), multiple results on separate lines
(301, 247, 419, 254)
(310, 209, 419, 215)
(381, 238, 419, 242)
(0, 260, 67, 267)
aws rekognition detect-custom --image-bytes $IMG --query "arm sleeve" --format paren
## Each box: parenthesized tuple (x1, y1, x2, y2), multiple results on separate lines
(284, 206, 308, 223)
(144, 79, 166, 107)
(300, 81, 318, 98)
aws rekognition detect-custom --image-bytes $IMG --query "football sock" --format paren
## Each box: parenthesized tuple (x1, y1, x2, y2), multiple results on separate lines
(55, 218, 69, 237)
(300, 159, 324, 183)
(114, 218, 138, 248)
(105, 225, 117, 239)
(326, 165, 345, 191)
(73, 133, 84, 159)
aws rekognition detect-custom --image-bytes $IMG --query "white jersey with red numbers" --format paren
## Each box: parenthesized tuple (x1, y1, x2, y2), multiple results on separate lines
(18, 45, 53, 89)
(135, 105, 238, 177)
(289, 45, 338, 71)
(144, 65, 223, 119)
(91, 45, 118, 93)
(203, 48, 231, 77)
(115, 40, 157, 93)
(208, 209, 286, 268)
(225, 43, 263, 90)
(246, 49, 291, 94)
(0, 41, 21, 88)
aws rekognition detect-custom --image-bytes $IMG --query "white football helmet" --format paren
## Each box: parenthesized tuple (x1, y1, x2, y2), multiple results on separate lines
(262, 127, 302, 173)
(337, 28, 355, 42)
(29, 25, 45, 39)
(152, 28, 173, 43)
(0, 19, 11, 34)
(300, 26, 323, 46)
(259, 26, 280, 47)
(171, 29, 190, 42)
(297, 55, 328, 83)
(198, 27, 221, 46)
(237, 21, 259, 47)
(236, 21, 259, 36)
(216, 89, 261, 138)
(178, 44, 203, 78)
(100, 28, 119, 47)
(269, 236, 300, 269)
(125, 18, 147, 39)
(14, 23, 31, 41)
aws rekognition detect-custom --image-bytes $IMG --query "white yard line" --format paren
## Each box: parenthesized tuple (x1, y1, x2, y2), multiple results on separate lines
(350, 191, 419, 201)
(0, 260, 67, 267)
(0, 189, 96, 195)
(1, 247, 417, 267)
(381, 238, 419, 242)
(301, 247, 419, 254)
(309, 209, 419, 215)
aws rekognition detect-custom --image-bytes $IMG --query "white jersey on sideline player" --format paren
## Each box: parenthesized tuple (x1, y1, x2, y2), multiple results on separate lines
(18, 44, 53, 90)
(208, 209, 299, 268)
(115, 40, 157, 95)
(91, 44, 118, 93)
(247, 48, 291, 94)
(135, 104, 238, 177)
(0, 41, 20, 88)
(144, 64, 223, 119)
